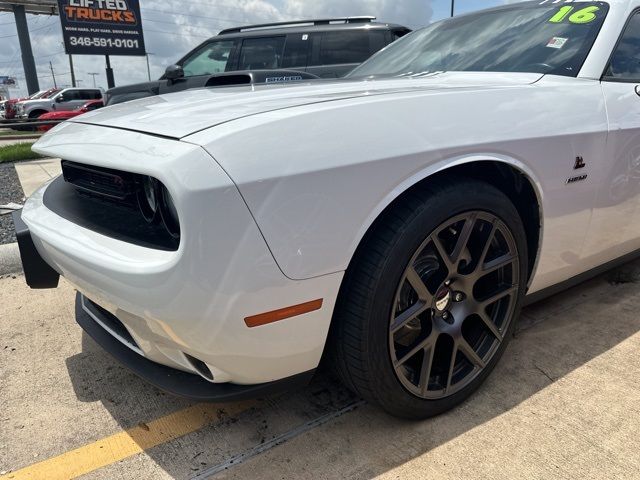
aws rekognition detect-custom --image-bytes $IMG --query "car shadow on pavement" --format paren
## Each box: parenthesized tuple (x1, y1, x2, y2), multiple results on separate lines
(64, 267, 640, 479)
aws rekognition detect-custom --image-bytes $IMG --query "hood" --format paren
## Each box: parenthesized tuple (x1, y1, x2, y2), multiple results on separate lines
(20, 98, 52, 105)
(71, 72, 543, 139)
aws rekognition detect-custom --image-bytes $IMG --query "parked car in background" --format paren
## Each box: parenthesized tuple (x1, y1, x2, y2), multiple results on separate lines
(37, 100, 104, 132)
(105, 16, 410, 105)
(16, 88, 103, 120)
(1, 88, 60, 120)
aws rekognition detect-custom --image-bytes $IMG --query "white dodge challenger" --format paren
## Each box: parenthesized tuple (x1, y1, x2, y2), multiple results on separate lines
(13, 0, 640, 418)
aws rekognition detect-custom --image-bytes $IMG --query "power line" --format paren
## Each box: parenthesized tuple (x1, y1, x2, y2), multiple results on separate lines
(142, 17, 222, 31)
(141, 7, 243, 25)
(0, 19, 58, 39)
(144, 28, 211, 39)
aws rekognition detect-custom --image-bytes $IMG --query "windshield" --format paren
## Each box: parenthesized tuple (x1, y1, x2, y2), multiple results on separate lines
(349, 2, 609, 78)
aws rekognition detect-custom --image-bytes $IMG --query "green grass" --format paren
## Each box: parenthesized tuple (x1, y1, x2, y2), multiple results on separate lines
(0, 129, 39, 137)
(0, 142, 43, 163)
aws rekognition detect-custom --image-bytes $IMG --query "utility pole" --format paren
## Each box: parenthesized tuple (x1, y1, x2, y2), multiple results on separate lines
(451, 0, 455, 17)
(68, 55, 77, 87)
(88, 72, 99, 88)
(49, 61, 57, 88)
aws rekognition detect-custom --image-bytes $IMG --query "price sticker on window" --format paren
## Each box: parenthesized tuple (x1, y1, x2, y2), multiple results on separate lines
(548, 6, 601, 24)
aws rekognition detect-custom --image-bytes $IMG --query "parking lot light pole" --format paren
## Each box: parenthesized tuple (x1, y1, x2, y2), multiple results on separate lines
(145, 52, 154, 81)
(88, 72, 99, 88)
(451, 0, 455, 17)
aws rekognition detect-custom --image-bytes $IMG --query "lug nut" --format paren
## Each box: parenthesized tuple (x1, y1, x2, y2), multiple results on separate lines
(454, 292, 465, 302)
(445, 280, 452, 286)
(442, 311, 450, 320)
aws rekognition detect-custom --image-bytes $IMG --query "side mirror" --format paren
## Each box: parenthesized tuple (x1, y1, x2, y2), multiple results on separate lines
(165, 65, 184, 83)
(55, 96, 64, 103)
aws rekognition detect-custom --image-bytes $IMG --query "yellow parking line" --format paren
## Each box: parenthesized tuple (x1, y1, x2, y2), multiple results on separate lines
(1, 401, 256, 480)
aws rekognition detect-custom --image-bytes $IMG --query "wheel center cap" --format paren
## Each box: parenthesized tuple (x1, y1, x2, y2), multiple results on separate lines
(434, 286, 452, 312)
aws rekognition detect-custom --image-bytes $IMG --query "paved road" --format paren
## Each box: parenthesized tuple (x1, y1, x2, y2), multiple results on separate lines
(1, 266, 640, 479)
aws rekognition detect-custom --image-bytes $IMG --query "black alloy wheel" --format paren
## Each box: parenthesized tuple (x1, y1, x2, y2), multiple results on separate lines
(390, 211, 519, 399)
(331, 177, 528, 419)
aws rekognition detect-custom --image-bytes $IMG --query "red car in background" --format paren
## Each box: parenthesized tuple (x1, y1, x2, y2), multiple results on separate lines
(37, 99, 104, 132)
(2, 88, 60, 120)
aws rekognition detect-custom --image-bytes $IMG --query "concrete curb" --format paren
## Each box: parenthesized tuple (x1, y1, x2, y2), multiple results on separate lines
(0, 242, 22, 275)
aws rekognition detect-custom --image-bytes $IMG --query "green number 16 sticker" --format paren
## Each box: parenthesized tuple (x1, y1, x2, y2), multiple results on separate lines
(549, 5, 600, 24)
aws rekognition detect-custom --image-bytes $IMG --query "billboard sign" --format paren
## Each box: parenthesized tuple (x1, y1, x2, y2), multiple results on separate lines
(57, 0, 146, 56)
(0, 76, 18, 88)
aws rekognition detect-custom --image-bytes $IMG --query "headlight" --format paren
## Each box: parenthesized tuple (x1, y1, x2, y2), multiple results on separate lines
(137, 175, 180, 239)
(159, 186, 180, 239)
(137, 176, 159, 223)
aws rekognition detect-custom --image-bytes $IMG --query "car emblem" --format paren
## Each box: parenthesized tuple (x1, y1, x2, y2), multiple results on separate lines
(435, 287, 452, 312)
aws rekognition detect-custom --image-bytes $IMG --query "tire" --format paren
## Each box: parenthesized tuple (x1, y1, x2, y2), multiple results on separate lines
(28, 110, 46, 119)
(23, 110, 47, 132)
(330, 177, 528, 419)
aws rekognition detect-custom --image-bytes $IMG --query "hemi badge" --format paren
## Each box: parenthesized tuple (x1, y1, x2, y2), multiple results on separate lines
(566, 174, 588, 184)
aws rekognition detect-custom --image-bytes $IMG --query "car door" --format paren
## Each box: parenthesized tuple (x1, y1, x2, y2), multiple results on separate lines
(584, 10, 640, 264)
(54, 90, 82, 112)
(236, 36, 286, 70)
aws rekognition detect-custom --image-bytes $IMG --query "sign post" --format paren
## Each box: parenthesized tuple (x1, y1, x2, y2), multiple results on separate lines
(105, 54, 114, 88)
(56, 0, 146, 88)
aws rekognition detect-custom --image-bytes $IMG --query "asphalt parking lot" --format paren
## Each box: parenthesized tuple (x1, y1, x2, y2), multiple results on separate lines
(1, 263, 640, 480)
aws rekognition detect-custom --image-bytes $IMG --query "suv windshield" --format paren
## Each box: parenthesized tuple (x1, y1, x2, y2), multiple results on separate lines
(349, 2, 609, 78)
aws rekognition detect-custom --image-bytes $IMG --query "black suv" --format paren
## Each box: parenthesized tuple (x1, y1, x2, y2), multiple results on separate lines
(105, 17, 410, 105)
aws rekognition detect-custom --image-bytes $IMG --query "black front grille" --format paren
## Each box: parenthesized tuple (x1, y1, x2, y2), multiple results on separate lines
(62, 161, 138, 201)
(44, 175, 179, 251)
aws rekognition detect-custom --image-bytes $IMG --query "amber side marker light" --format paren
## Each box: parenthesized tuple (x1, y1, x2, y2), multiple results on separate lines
(245, 299, 324, 328)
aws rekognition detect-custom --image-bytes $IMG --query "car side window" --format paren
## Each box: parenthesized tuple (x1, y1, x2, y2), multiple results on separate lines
(317, 31, 372, 66)
(282, 34, 310, 69)
(182, 40, 235, 77)
(83, 90, 101, 100)
(604, 12, 640, 81)
(238, 37, 286, 70)
(61, 90, 80, 101)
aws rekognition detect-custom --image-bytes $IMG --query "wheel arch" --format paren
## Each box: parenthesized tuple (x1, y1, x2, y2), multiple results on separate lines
(28, 109, 49, 119)
(346, 157, 544, 288)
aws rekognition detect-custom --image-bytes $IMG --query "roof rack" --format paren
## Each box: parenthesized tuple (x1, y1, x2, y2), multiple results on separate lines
(218, 16, 377, 35)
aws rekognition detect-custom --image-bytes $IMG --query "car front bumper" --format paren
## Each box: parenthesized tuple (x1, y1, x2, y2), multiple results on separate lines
(18, 122, 343, 388)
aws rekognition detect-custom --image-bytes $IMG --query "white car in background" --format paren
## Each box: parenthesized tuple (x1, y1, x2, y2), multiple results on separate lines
(16, 87, 103, 120)
(13, 0, 640, 418)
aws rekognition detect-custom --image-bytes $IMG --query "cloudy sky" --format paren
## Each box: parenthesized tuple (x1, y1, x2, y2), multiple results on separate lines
(0, 0, 520, 98)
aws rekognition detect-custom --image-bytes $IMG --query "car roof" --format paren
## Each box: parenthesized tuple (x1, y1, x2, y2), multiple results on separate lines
(214, 18, 409, 40)
(60, 87, 101, 92)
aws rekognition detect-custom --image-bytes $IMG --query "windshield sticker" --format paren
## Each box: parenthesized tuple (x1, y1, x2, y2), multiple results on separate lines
(548, 5, 600, 24)
(547, 37, 569, 49)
